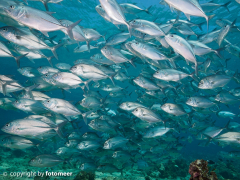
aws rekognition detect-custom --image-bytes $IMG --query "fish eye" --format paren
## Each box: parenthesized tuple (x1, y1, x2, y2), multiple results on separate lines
(10, 5, 15, 9)
(47, 100, 50, 103)
(5, 123, 10, 127)
(99, 5, 101, 8)
(170, 34, 173, 37)
(15, 100, 18, 103)
(45, 74, 48, 77)
(133, 20, 136, 23)
(135, 109, 138, 112)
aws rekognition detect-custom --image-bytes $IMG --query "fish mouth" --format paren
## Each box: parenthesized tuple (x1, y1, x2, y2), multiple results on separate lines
(0, 127, 6, 132)
(3, 7, 10, 14)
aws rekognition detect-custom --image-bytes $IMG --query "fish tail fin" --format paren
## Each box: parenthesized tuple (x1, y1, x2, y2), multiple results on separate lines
(51, 43, 63, 60)
(233, 69, 238, 78)
(108, 72, 118, 86)
(13, 53, 28, 68)
(82, 110, 93, 125)
(190, 70, 199, 82)
(203, 133, 213, 146)
(168, 55, 179, 68)
(225, 58, 231, 68)
(206, 16, 209, 33)
(48, 35, 57, 45)
(35, 143, 44, 153)
(86, 41, 90, 52)
(129, 91, 133, 98)
(222, 1, 231, 12)
(64, 45, 70, 52)
(129, 58, 136, 68)
(1, 81, 15, 96)
(122, 63, 129, 75)
(145, 5, 152, 15)
(102, 32, 107, 41)
(171, 128, 180, 134)
(126, 23, 132, 38)
(55, 121, 67, 139)
(43, 1, 49, 11)
(66, 19, 82, 40)
(195, 62, 199, 77)
(61, 89, 66, 99)
(163, 119, 170, 129)
(83, 79, 92, 90)
(231, 18, 238, 27)
(24, 84, 39, 99)
(197, 22, 205, 31)
(46, 56, 54, 67)
(64, 155, 74, 168)
(206, 14, 215, 33)
(224, 120, 231, 130)
(214, 47, 225, 59)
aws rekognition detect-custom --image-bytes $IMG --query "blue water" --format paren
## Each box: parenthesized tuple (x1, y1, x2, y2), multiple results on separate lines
(0, 0, 240, 179)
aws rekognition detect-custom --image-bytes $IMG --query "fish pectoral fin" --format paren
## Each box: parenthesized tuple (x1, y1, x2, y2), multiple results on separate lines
(39, 30, 49, 37)
(184, 13, 191, 21)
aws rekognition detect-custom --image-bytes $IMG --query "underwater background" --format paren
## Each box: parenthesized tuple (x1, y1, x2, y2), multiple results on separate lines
(0, 0, 240, 179)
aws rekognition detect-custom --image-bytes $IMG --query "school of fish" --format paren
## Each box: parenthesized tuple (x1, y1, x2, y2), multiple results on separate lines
(0, 0, 240, 177)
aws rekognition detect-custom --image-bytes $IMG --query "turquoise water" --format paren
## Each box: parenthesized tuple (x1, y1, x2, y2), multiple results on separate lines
(0, 0, 240, 179)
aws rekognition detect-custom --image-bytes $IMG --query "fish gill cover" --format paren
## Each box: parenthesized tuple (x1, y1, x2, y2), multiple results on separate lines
(0, 0, 239, 179)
